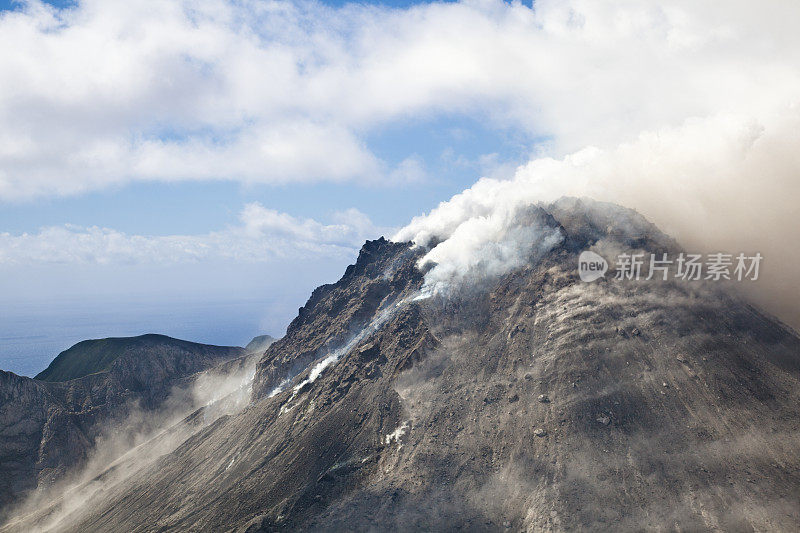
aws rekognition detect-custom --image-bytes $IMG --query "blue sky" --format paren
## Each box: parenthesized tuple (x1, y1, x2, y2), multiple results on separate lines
(1, 0, 798, 375)
(0, 112, 532, 235)
(0, 0, 535, 237)
(0, 0, 545, 374)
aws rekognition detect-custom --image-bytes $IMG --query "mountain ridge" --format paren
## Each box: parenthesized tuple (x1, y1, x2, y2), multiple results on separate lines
(34, 333, 244, 382)
(3, 198, 800, 531)
(0, 335, 246, 516)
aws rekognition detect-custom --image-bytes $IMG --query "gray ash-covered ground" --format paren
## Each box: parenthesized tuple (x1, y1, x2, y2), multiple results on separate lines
(3, 198, 799, 532)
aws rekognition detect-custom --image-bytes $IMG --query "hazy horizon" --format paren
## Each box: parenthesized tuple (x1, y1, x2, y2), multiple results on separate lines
(1, 296, 283, 377)
(0, 250, 361, 376)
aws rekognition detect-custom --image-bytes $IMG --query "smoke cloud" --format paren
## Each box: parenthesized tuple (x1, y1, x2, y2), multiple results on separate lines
(397, 203, 564, 298)
(394, 107, 800, 329)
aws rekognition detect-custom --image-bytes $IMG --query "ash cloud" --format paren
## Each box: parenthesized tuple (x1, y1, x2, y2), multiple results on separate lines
(395, 109, 800, 329)
(385, 0, 800, 328)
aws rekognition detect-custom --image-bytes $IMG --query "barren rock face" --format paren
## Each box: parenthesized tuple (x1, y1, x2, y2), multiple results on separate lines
(3, 199, 800, 532)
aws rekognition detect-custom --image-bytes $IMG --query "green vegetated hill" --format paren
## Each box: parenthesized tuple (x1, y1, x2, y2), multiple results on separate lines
(35, 334, 238, 382)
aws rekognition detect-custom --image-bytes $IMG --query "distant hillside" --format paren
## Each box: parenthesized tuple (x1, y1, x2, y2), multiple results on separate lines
(244, 334, 276, 354)
(0, 334, 246, 514)
(35, 334, 241, 382)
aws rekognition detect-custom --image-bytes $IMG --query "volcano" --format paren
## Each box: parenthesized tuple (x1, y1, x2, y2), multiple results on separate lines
(2, 198, 799, 532)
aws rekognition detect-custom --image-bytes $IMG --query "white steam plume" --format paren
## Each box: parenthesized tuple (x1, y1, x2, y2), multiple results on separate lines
(401, 203, 564, 299)
(395, 108, 800, 329)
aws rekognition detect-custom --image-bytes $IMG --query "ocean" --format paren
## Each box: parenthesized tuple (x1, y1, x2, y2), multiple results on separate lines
(0, 295, 296, 377)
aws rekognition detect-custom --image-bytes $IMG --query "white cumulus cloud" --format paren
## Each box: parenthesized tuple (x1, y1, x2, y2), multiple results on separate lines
(0, 203, 385, 264)
(3, 0, 800, 199)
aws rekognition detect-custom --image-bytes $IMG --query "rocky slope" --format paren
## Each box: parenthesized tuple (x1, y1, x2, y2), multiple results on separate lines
(3, 198, 800, 531)
(0, 335, 244, 517)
